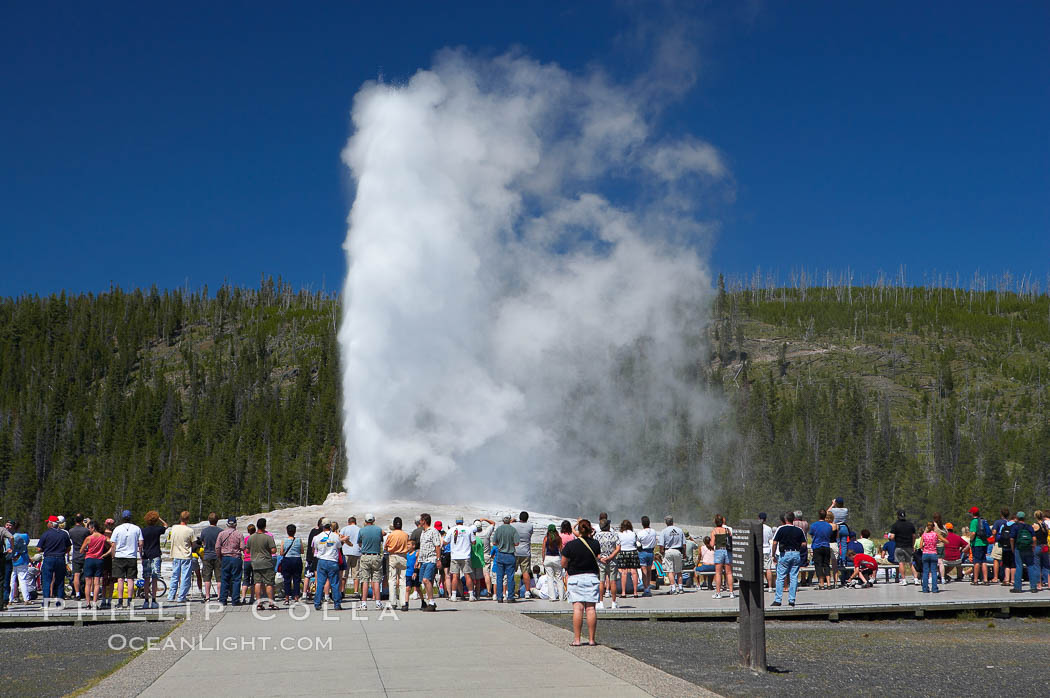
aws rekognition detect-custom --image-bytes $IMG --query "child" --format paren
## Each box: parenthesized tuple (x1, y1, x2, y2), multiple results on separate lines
(405, 540, 421, 606)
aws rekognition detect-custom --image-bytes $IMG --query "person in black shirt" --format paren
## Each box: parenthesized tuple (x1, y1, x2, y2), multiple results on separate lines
(306, 517, 324, 577)
(888, 511, 918, 585)
(771, 512, 805, 606)
(560, 518, 601, 646)
(68, 514, 90, 601)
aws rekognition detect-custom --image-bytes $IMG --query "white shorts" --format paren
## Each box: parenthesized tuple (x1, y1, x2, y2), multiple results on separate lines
(567, 573, 600, 603)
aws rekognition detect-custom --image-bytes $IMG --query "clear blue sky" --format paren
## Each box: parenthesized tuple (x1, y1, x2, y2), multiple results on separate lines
(3, 1, 1047, 298)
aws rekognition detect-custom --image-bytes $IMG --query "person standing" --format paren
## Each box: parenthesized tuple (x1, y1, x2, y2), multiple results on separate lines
(660, 516, 687, 595)
(415, 513, 443, 611)
(216, 516, 243, 606)
(1010, 512, 1040, 593)
(384, 517, 410, 610)
(919, 521, 946, 593)
(67, 514, 90, 602)
(561, 519, 601, 646)
(80, 521, 111, 609)
(709, 515, 734, 599)
(512, 512, 535, 599)
(636, 516, 658, 597)
(306, 517, 324, 580)
(541, 524, 563, 601)
(38, 516, 71, 607)
(280, 524, 304, 603)
(444, 516, 474, 602)
(111, 510, 143, 608)
(165, 511, 195, 603)
(7, 521, 31, 605)
(888, 510, 918, 585)
(1034, 511, 1050, 590)
(356, 513, 384, 611)
(491, 514, 518, 603)
(759, 513, 775, 591)
(311, 519, 345, 611)
(594, 518, 620, 609)
(968, 507, 990, 585)
(139, 511, 168, 609)
(617, 520, 641, 598)
(809, 511, 833, 590)
(470, 520, 491, 600)
(0, 521, 13, 611)
(198, 513, 222, 602)
(248, 518, 278, 610)
(339, 516, 361, 597)
(770, 512, 805, 606)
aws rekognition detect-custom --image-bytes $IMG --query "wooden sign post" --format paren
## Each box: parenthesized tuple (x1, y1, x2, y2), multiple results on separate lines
(734, 520, 767, 672)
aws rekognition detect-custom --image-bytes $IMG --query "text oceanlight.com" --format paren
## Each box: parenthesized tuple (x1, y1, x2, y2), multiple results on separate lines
(108, 635, 334, 651)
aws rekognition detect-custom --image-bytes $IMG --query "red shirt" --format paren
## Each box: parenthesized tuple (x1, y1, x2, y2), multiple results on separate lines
(854, 553, 877, 571)
(943, 532, 967, 561)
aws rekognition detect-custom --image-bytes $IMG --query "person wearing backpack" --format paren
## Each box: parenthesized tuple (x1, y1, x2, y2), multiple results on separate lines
(1010, 512, 1040, 593)
(967, 507, 991, 585)
(7, 521, 31, 605)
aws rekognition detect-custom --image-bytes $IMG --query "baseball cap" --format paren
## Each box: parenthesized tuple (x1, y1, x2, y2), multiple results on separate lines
(227, 516, 237, 527)
(56, 515, 65, 524)
(758, 512, 767, 521)
(502, 514, 512, 523)
(434, 520, 443, 531)
(364, 513, 375, 522)
(47, 515, 59, 523)
(1017, 511, 1026, 519)
(121, 509, 132, 519)
(969, 506, 980, 515)
(456, 516, 464, 524)
(945, 522, 954, 530)
(897, 510, 906, 519)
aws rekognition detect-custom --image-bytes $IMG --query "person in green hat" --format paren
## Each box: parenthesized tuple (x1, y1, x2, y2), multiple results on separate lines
(1010, 511, 1040, 593)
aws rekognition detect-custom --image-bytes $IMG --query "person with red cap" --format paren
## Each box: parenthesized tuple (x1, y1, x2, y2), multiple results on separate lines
(37, 516, 71, 607)
(968, 507, 990, 584)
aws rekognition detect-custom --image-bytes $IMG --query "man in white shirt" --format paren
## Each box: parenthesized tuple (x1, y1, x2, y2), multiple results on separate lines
(637, 516, 659, 597)
(760, 513, 775, 591)
(167, 511, 196, 603)
(339, 516, 361, 596)
(446, 516, 476, 601)
(313, 519, 347, 611)
(110, 510, 143, 609)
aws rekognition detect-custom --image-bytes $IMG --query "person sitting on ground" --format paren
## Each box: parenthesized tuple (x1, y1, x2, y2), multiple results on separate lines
(844, 548, 878, 587)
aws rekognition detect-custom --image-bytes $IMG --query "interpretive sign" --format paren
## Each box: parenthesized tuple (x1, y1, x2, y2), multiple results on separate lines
(731, 524, 756, 582)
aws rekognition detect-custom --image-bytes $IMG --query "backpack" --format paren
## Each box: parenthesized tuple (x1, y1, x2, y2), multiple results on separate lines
(1016, 525, 1034, 552)
(11, 535, 27, 560)
(974, 518, 991, 543)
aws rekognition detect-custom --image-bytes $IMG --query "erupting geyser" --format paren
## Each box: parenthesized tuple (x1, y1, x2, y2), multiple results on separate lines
(339, 49, 725, 509)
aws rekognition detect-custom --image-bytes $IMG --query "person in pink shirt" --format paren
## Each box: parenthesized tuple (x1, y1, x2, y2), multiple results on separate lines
(920, 521, 947, 593)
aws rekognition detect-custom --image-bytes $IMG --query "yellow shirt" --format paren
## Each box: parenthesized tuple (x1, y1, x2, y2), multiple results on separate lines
(169, 524, 196, 559)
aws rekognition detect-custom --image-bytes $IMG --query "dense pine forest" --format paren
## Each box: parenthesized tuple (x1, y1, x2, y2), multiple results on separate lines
(2, 275, 1048, 535)
(709, 273, 1050, 529)
(0, 279, 343, 533)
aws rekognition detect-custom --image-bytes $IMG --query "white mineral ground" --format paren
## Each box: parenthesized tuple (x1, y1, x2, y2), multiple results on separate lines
(194, 492, 711, 545)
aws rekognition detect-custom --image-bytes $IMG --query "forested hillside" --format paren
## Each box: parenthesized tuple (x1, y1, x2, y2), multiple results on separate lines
(2, 276, 1048, 535)
(0, 279, 343, 533)
(710, 274, 1050, 529)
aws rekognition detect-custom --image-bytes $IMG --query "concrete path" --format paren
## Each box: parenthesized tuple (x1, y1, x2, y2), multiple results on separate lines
(114, 603, 698, 697)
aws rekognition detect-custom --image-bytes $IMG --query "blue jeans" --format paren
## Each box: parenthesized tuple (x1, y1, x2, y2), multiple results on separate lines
(41, 557, 66, 601)
(220, 556, 242, 604)
(168, 558, 193, 601)
(0, 558, 11, 606)
(1013, 549, 1039, 591)
(1039, 549, 1050, 586)
(921, 553, 939, 592)
(283, 557, 303, 600)
(315, 559, 341, 609)
(494, 552, 516, 600)
(774, 551, 801, 604)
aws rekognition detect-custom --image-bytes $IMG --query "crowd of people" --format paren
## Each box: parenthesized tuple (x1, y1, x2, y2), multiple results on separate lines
(2, 498, 1047, 641)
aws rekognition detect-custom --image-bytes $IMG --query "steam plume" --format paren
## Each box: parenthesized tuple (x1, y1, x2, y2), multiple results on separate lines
(339, 49, 725, 509)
